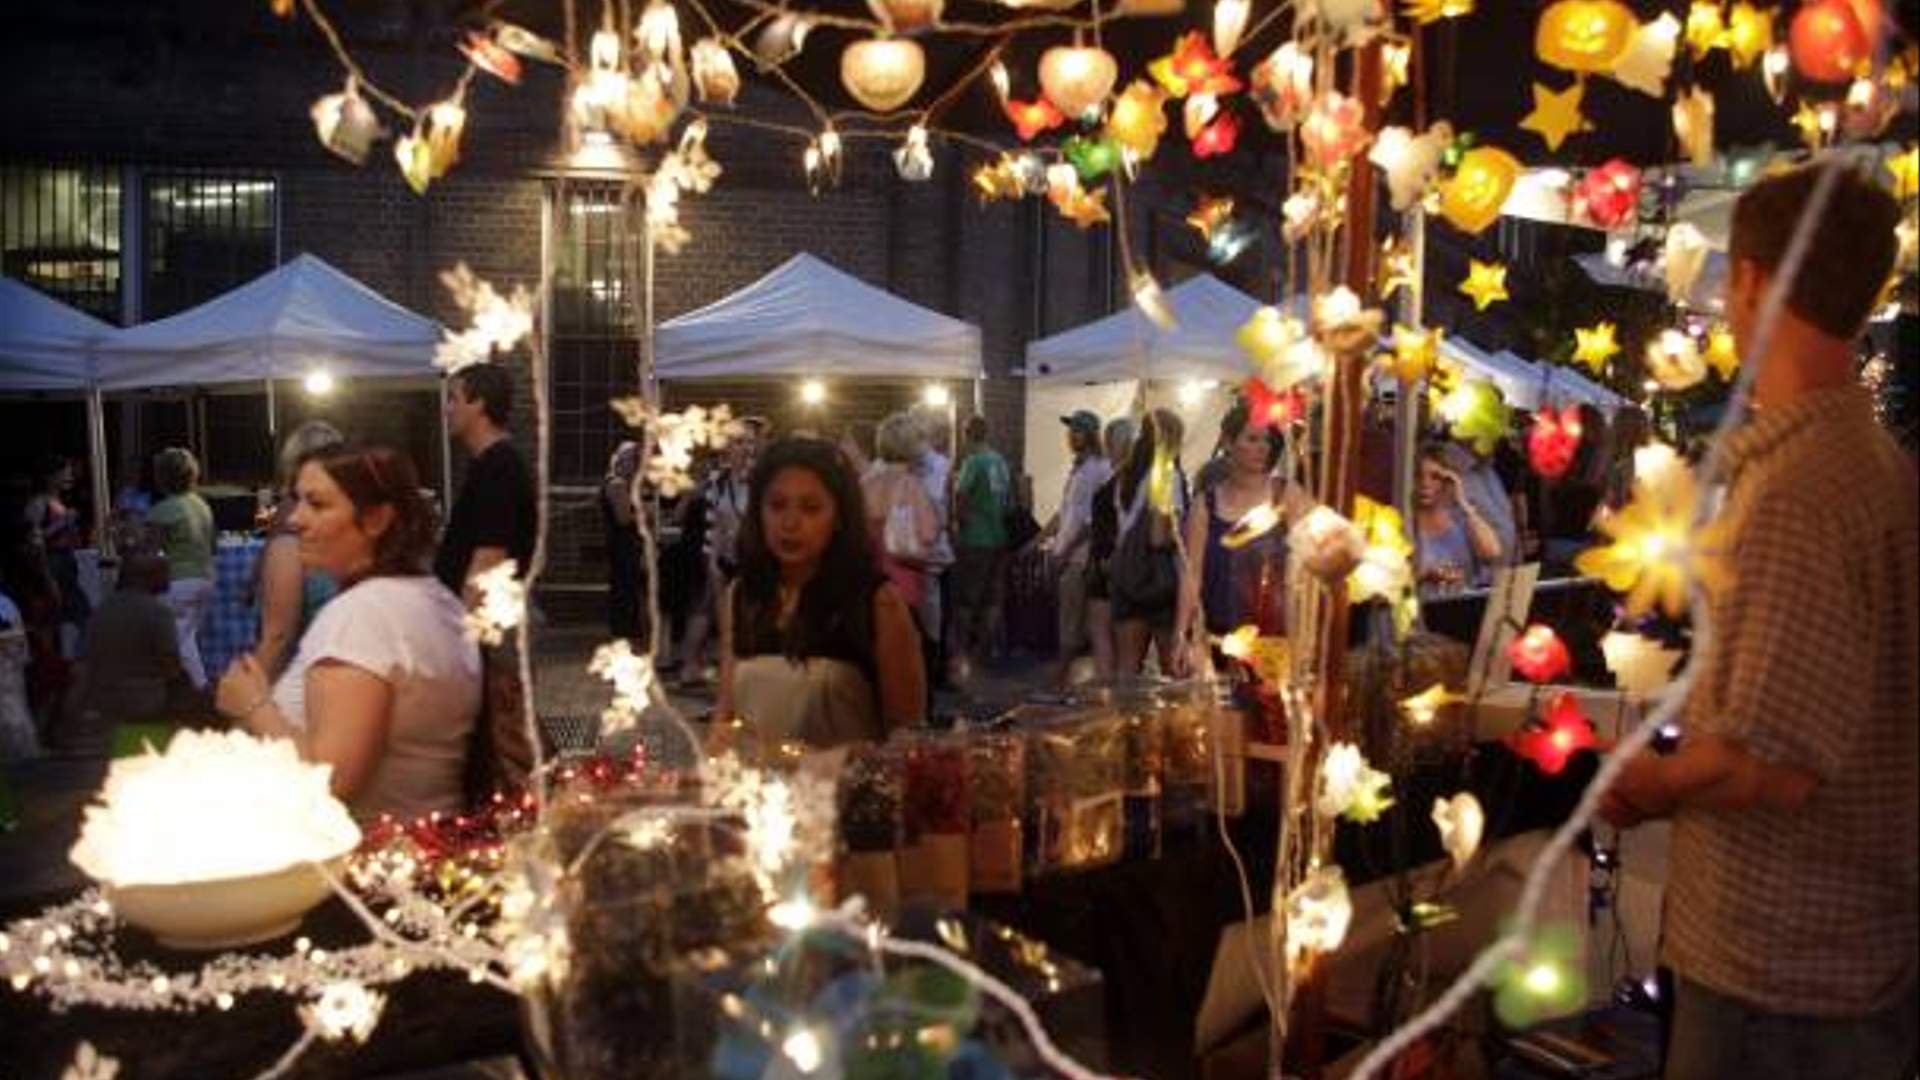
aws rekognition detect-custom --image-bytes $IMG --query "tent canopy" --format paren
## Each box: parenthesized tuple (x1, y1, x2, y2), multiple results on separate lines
(0, 277, 116, 391)
(656, 252, 982, 380)
(100, 253, 442, 391)
(1440, 337, 1626, 413)
(1024, 274, 1266, 383)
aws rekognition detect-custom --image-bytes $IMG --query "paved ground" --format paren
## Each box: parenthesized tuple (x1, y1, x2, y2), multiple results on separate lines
(530, 621, 1055, 728)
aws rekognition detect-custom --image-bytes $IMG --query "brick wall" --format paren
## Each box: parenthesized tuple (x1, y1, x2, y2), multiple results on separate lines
(1, 1, 1189, 624)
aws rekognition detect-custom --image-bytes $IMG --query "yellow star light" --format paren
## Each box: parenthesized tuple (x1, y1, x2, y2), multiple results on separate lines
(1520, 80, 1589, 153)
(1722, 2, 1773, 70)
(1790, 100, 1829, 150)
(1056, 187, 1111, 228)
(1684, 0, 1725, 60)
(1573, 321, 1621, 373)
(1401, 683, 1466, 726)
(1574, 462, 1730, 619)
(1703, 324, 1739, 380)
(1377, 235, 1417, 298)
(1887, 146, 1919, 202)
(1388, 324, 1441, 384)
(1459, 260, 1509, 310)
(1402, 0, 1472, 24)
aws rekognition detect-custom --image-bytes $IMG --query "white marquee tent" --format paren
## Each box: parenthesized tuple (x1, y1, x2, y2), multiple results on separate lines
(101, 253, 443, 393)
(1021, 274, 1268, 520)
(657, 253, 983, 380)
(0, 277, 119, 526)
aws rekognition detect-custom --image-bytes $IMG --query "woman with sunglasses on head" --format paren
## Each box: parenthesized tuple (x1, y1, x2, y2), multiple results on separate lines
(717, 437, 926, 750)
(215, 446, 480, 821)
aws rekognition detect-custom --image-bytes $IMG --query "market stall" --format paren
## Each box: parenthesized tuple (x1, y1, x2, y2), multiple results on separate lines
(659, 253, 982, 382)
(0, 277, 118, 551)
(99, 253, 451, 497)
(1022, 274, 1268, 520)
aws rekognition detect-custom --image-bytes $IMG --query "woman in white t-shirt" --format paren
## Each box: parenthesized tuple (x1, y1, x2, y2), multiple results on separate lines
(215, 446, 480, 821)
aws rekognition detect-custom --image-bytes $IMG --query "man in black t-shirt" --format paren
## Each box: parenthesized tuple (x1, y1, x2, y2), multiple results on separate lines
(436, 365, 536, 603)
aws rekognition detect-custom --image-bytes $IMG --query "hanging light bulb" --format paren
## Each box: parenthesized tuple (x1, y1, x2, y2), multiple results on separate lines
(988, 60, 1011, 103)
(1761, 44, 1791, 102)
(754, 14, 813, 68)
(894, 123, 934, 181)
(691, 38, 741, 104)
(310, 76, 384, 166)
(866, 0, 945, 33)
(637, 0, 682, 62)
(1212, 0, 1251, 57)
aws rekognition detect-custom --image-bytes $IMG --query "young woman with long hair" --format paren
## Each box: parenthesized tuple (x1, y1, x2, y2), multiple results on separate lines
(718, 437, 925, 749)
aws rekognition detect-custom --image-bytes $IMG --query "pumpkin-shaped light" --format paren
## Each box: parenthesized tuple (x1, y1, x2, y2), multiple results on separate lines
(1039, 44, 1119, 119)
(1536, 0, 1637, 73)
(841, 37, 926, 112)
(1789, 0, 1869, 83)
(1439, 146, 1520, 234)
(866, 0, 945, 33)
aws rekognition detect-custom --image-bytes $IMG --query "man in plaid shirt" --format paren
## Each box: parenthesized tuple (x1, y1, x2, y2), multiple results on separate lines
(1601, 163, 1916, 1079)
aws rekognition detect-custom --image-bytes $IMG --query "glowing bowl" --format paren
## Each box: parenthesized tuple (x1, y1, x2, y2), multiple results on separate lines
(106, 847, 354, 951)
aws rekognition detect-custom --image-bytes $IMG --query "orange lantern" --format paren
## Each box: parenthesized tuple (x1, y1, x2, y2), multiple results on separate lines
(1439, 146, 1520, 234)
(841, 37, 926, 112)
(1535, 0, 1638, 73)
(1789, 0, 1870, 83)
(1039, 44, 1119, 119)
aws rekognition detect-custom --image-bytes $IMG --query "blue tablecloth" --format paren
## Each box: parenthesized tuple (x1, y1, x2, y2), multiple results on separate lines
(202, 537, 264, 682)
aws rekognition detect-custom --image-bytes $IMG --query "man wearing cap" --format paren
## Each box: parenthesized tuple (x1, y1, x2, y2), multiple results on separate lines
(1030, 410, 1112, 687)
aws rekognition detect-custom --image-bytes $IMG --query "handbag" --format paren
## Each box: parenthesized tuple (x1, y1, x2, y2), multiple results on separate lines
(1106, 486, 1178, 612)
(883, 499, 928, 561)
(1003, 504, 1041, 550)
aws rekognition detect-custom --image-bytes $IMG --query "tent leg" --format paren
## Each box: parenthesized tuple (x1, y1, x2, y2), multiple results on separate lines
(87, 387, 113, 560)
(265, 376, 278, 439)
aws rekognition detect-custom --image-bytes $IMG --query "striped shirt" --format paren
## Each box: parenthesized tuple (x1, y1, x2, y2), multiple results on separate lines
(1664, 385, 1919, 1016)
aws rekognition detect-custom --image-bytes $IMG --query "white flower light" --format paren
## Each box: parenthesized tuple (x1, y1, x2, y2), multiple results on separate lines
(463, 560, 525, 646)
(70, 730, 360, 886)
(1283, 864, 1353, 964)
(1431, 792, 1485, 868)
(1315, 742, 1393, 821)
(303, 981, 385, 1043)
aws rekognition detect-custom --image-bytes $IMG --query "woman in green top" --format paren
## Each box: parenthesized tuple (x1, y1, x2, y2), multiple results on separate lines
(147, 447, 216, 688)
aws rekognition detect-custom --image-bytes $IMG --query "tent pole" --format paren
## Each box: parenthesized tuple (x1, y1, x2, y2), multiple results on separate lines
(1394, 206, 1426, 524)
(438, 380, 454, 512)
(87, 386, 113, 561)
(265, 375, 278, 438)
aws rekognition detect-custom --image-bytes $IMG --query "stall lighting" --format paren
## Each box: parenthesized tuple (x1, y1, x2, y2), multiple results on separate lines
(921, 383, 952, 408)
(303, 369, 337, 397)
(1177, 379, 1216, 407)
(799, 379, 827, 405)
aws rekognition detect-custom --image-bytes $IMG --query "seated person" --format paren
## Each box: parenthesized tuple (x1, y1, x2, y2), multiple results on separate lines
(1415, 443, 1504, 601)
(55, 551, 201, 756)
(216, 446, 480, 821)
(718, 437, 925, 750)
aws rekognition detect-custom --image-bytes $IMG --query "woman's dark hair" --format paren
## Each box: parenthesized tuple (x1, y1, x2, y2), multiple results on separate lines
(732, 436, 885, 666)
(307, 445, 437, 580)
(1218, 396, 1284, 473)
(1118, 408, 1184, 507)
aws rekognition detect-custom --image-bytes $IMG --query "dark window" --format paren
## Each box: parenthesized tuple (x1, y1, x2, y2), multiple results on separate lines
(550, 183, 640, 484)
(0, 163, 123, 323)
(143, 170, 276, 319)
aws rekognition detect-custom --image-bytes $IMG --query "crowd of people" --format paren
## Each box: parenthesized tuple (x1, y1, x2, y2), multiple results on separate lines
(0, 358, 1655, 816)
(0, 364, 536, 823)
